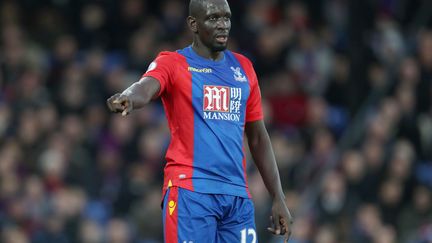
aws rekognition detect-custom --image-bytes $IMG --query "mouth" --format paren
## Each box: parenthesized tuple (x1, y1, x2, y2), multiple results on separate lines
(215, 34, 228, 44)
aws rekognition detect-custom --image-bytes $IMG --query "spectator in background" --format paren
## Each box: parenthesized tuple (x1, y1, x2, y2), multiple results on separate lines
(79, 219, 103, 243)
(315, 170, 357, 240)
(313, 225, 338, 243)
(1, 0, 432, 242)
(106, 218, 132, 243)
(340, 150, 368, 200)
(398, 185, 432, 242)
(1, 226, 29, 243)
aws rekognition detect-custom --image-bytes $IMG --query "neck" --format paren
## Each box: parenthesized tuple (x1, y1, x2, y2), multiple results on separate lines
(191, 39, 223, 61)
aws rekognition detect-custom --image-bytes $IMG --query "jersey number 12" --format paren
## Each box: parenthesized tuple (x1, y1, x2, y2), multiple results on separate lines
(240, 228, 257, 243)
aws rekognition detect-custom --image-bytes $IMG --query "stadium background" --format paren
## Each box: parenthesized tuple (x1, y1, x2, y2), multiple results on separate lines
(1, 0, 432, 242)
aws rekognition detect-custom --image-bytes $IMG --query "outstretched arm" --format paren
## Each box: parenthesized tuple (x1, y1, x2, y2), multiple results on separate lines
(106, 76, 160, 116)
(245, 120, 293, 242)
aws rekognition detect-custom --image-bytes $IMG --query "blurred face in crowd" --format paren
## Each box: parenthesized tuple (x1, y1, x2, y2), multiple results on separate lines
(372, 226, 396, 243)
(80, 219, 103, 243)
(413, 186, 432, 212)
(399, 58, 419, 84)
(379, 179, 403, 207)
(419, 31, 432, 67)
(107, 219, 130, 243)
(314, 225, 337, 243)
(1, 227, 29, 243)
(362, 138, 384, 170)
(341, 150, 365, 184)
(188, 0, 231, 52)
(320, 171, 346, 213)
(357, 204, 382, 235)
(388, 140, 414, 180)
(291, 216, 312, 241)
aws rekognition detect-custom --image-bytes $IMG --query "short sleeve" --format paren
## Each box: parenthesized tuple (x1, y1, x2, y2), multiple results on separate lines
(142, 52, 176, 97)
(246, 68, 264, 122)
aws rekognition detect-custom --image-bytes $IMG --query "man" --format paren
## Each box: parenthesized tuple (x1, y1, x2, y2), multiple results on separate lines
(106, 0, 293, 242)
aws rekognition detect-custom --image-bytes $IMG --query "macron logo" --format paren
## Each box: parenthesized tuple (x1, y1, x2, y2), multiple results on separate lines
(188, 67, 213, 73)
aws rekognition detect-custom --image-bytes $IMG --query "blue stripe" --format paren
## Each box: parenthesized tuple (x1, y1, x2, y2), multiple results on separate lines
(178, 47, 251, 198)
(162, 188, 169, 242)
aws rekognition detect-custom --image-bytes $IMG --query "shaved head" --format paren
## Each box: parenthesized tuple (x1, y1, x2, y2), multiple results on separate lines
(189, 0, 202, 17)
(189, 0, 229, 17)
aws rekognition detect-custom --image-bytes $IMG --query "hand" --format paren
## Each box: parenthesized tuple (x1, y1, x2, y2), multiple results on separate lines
(267, 197, 293, 243)
(106, 93, 133, 116)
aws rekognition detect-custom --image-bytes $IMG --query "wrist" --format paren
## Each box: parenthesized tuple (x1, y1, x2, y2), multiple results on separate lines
(272, 191, 285, 201)
(121, 89, 133, 97)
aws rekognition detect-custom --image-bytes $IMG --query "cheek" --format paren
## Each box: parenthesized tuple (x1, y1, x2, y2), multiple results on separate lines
(199, 26, 214, 41)
(199, 22, 214, 33)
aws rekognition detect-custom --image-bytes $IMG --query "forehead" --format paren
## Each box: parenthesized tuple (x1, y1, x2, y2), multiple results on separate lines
(202, 0, 231, 16)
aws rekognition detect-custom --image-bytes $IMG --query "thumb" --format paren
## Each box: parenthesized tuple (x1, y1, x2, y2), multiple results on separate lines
(273, 213, 281, 235)
(121, 100, 134, 116)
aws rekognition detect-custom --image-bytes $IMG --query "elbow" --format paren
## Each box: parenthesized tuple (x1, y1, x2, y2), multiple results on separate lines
(142, 95, 153, 105)
(246, 121, 270, 149)
(248, 133, 263, 150)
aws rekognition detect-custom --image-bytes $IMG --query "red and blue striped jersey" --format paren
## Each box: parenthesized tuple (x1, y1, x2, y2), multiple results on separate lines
(143, 46, 263, 199)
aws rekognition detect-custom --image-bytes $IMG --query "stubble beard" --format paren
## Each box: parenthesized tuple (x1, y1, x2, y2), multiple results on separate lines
(211, 43, 228, 52)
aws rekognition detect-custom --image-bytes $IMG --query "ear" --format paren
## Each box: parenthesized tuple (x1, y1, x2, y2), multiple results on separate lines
(187, 16, 198, 33)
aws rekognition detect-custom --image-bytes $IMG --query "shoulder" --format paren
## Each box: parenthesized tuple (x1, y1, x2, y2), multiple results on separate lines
(149, 51, 187, 74)
(230, 51, 254, 68)
(154, 51, 184, 62)
(229, 51, 257, 82)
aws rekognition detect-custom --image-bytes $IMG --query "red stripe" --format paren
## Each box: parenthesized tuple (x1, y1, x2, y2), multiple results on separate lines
(161, 53, 194, 198)
(242, 153, 251, 198)
(232, 52, 263, 122)
(165, 187, 179, 243)
(232, 52, 255, 89)
(234, 52, 258, 198)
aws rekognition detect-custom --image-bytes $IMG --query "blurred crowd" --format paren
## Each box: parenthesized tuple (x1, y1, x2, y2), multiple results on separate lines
(1, 0, 432, 242)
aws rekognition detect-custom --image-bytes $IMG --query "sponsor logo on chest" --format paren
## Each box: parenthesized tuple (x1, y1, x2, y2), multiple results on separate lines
(203, 85, 242, 122)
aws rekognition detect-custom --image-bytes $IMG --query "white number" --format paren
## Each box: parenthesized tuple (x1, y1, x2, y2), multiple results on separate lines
(241, 229, 246, 243)
(240, 228, 256, 243)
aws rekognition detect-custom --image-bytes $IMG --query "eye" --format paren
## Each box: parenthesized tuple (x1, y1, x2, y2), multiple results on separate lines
(209, 16, 217, 21)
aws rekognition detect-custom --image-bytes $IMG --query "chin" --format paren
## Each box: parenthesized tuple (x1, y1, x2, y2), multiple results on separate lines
(211, 44, 228, 52)
(211, 43, 227, 52)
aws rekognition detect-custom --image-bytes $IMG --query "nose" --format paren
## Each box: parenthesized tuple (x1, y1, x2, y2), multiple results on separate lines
(216, 18, 230, 30)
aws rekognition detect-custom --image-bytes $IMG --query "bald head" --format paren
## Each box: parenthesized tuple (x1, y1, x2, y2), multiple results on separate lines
(189, 0, 202, 17)
(189, 0, 229, 17)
